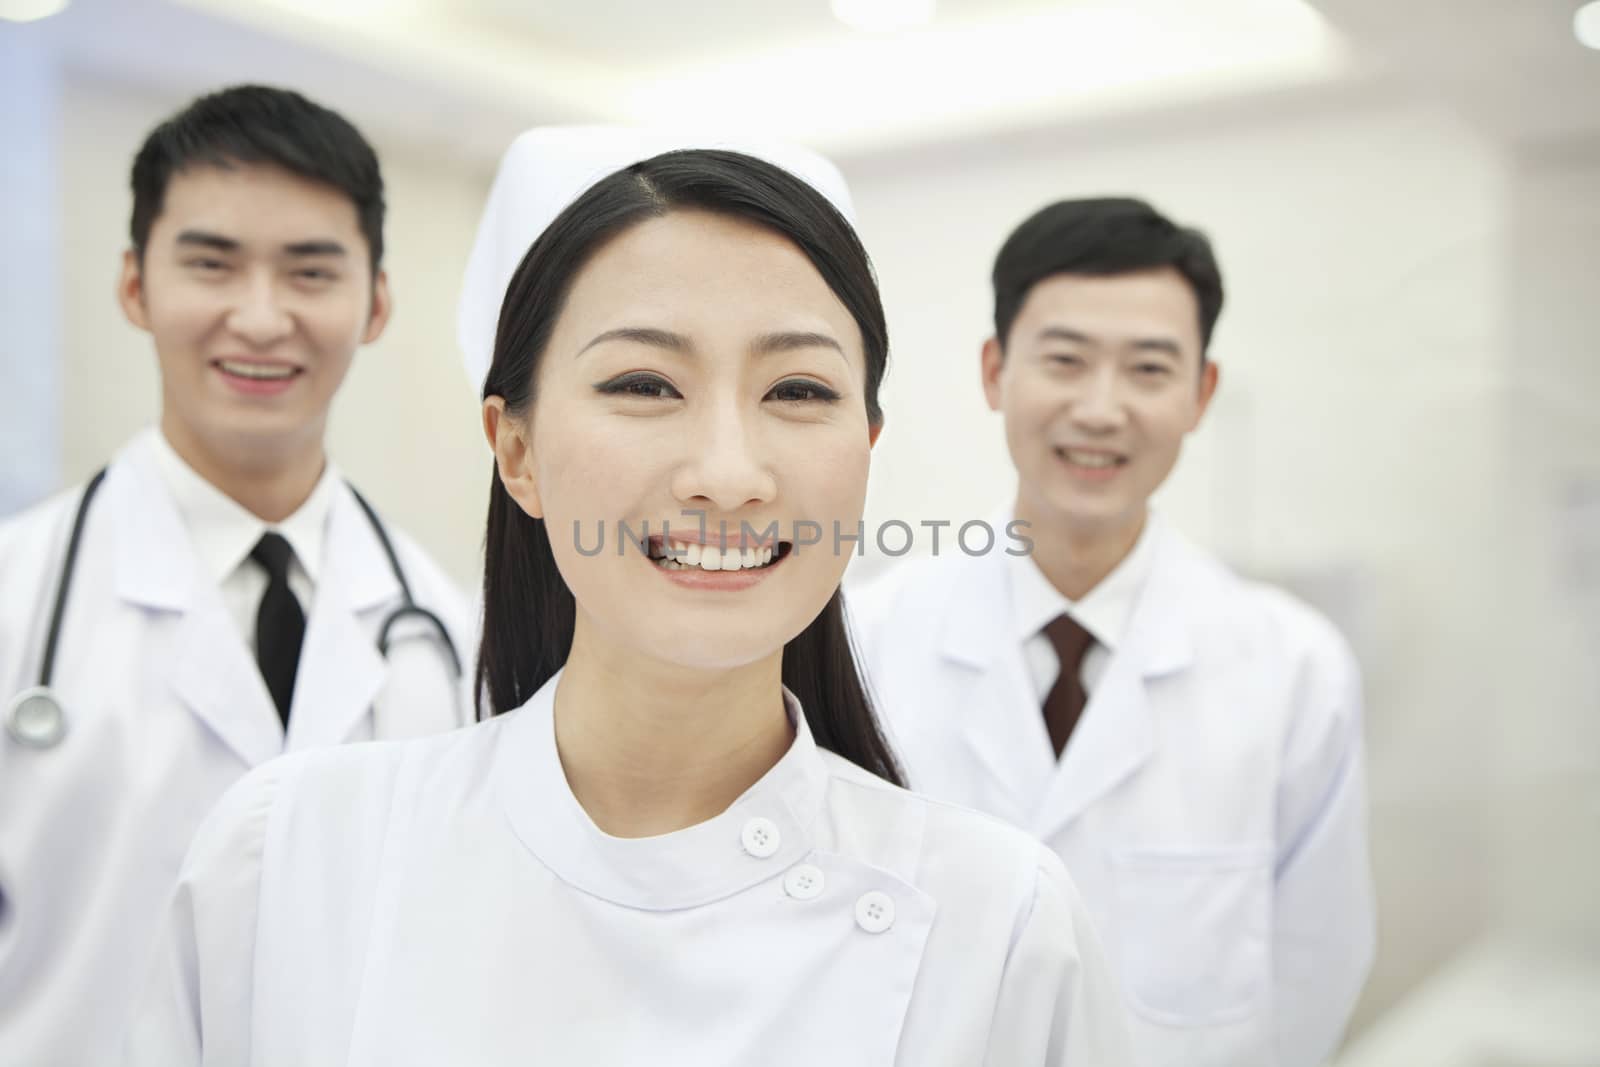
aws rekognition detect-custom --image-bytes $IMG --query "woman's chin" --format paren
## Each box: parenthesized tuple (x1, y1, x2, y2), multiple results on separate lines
(615, 622, 808, 677)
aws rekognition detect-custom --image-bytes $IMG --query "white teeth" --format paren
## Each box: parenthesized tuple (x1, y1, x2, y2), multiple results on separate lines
(654, 541, 779, 573)
(1062, 449, 1119, 468)
(219, 360, 296, 380)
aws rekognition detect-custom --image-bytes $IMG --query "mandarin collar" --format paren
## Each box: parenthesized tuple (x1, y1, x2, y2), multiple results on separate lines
(494, 670, 830, 911)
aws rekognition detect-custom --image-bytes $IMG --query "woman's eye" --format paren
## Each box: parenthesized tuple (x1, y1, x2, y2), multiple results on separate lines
(767, 379, 840, 404)
(594, 373, 681, 400)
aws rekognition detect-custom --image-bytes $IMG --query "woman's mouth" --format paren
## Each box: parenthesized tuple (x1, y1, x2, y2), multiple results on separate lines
(646, 537, 791, 572)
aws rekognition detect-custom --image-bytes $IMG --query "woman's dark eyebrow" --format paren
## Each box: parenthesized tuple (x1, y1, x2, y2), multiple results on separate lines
(750, 331, 844, 357)
(577, 327, 689, 358)
(576, 328, 845, 359)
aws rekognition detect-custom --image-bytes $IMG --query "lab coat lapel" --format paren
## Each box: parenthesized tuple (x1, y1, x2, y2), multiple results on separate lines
(283, 485, 392, 751)
(1030, 523, 1195, 842)
(168, 597, 285, 768)
(110, 437, 192, 613)
(937, 550, 1057, 818)
(110, 440, 283, 768)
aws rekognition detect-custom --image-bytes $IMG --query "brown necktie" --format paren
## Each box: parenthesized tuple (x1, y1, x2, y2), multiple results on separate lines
(1041, 614, 1095, 757)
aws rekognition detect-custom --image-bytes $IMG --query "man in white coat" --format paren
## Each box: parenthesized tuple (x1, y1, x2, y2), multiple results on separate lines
(0, 85, 472, 1065)
(850, 197, 1375, 1067)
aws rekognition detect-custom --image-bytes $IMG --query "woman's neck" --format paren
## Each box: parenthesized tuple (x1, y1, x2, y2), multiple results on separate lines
(553, 622, 794, 838)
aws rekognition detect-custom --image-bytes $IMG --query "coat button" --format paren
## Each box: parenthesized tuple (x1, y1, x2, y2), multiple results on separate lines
(783, 864, 825, 900)
(855, 890, 895, 933)
(741, 816, 781, 858)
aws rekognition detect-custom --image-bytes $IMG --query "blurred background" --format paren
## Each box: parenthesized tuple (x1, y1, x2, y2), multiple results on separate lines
(2, 0, 1597, 1061)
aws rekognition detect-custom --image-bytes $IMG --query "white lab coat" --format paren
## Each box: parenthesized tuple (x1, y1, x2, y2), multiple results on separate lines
(0, 432, 474, 1067)
(125, 670, 1135, 1066)
(848, 519, 1375, 1067)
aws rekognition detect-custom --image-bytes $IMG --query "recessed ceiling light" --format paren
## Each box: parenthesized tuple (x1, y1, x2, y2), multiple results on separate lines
(0, 0, 69, 21)
(831, 0, 936, 34)
(1577, 1, 1600, 50)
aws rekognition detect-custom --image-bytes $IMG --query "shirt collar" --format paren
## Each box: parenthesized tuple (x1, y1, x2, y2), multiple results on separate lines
(148, 429, 338, 586)
(494, 670, 831, 912)
(1006, 511, 1162, 651)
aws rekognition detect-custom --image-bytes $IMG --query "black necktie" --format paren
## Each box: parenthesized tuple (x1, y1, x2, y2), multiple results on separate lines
(251, 532, 305, 728)
(1041, 614, 1095, 758)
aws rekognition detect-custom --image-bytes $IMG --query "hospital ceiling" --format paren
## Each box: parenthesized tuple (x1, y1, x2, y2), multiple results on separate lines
(25, 0, 1600, 164)
(1309, 0, 1600, 148)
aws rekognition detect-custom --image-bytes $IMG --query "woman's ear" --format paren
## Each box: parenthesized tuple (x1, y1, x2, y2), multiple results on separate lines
(483, 396, 543, 518)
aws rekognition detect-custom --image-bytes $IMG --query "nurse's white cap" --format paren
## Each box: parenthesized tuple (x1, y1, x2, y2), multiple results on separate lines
(457, 125, 857, 392)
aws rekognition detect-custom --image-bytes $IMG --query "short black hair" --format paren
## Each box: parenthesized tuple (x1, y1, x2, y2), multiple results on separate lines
(992, 196, 1224, 355)
(129, 84, 385, 269)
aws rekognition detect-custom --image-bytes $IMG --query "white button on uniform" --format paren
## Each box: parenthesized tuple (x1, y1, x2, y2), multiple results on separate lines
(783, 864, 825, 900)
(855, 890, 895, 933)
(741, 816, 781, 858)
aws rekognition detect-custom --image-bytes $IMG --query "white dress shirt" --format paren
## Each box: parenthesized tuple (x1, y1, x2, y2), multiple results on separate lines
(148, 431, 337, 649)
(1009, 515, 1159, 703)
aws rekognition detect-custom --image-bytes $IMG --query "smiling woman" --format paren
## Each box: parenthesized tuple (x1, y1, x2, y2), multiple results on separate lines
(477, 153, 894, 781)
(125, 130, 1136, 1066)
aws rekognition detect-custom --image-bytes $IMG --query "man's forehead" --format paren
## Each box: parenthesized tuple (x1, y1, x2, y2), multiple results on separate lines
(153, 162, 363, 240)
(1018, 270, 1201, 339)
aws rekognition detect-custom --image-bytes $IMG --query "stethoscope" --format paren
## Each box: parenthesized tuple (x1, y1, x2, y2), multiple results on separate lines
(5, 468, 465, 750)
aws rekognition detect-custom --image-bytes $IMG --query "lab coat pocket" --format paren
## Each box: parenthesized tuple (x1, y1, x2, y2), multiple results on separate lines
(1108, 843, 1272, 1027)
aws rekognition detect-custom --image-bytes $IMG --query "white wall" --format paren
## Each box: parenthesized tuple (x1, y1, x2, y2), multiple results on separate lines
(51, 74, 491, 591)
(1491, 143, 1600, 942)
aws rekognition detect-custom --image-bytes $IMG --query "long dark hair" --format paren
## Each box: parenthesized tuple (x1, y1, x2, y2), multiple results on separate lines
(476, 149, 903, 787)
